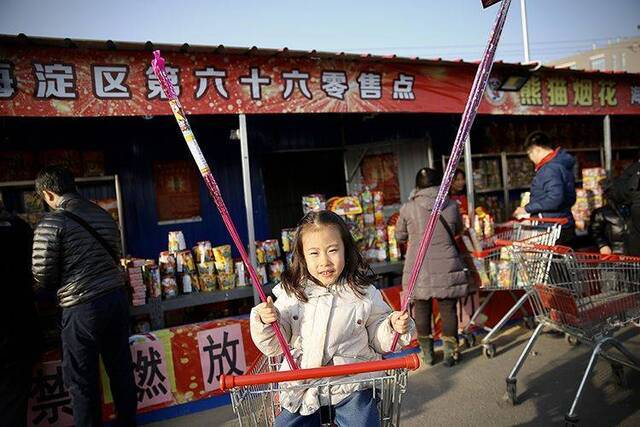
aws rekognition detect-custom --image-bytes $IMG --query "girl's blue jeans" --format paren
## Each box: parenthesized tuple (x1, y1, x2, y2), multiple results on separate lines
(274, 388, 380, 427)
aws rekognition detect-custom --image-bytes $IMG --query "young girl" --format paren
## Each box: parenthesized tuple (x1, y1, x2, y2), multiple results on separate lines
(251, 210, 415, 427)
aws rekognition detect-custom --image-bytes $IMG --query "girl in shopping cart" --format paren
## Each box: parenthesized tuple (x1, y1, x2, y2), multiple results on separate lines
(251, 210, 416, 427)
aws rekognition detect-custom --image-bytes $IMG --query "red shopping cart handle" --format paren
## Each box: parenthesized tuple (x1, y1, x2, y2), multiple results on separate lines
(219, 354, 420, 391)
(494, 240, 573, 253)
(511, 217, 569, 225)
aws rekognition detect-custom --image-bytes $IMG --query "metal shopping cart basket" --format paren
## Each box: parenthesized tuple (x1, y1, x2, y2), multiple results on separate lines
(220, 354, 421, 427)
(503, 244, 640, 426)
(460, 217, 566, 357)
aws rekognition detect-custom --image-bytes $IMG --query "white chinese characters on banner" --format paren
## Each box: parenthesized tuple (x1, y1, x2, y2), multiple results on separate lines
(357, 72, 382, 99)
(197, 324, 247, 392)
(146, 65, 180, 99)
(282, 69, 312, 99)
(321, 71, 349, 100)
(392, 74, 415, 100)
(28, 361, 74, 427)
(194, 67, 229, 99)
(33, 63, 77, 99)
(92, 65, 130, 99)
(0, 62, 16, 98)
(130, 336, 173, 409)
(238, 67, 271, 100)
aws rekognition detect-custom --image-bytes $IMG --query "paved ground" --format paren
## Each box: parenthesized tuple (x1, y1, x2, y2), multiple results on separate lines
(149, 325, 640, 426)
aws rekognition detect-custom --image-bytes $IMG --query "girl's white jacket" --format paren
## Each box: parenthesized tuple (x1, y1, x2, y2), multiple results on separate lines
(250, 282, 416, 416)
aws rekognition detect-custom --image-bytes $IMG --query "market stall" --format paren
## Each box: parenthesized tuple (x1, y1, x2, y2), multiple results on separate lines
(1, 34, 639, 425)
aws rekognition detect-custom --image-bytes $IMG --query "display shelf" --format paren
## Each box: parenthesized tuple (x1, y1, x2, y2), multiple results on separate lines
(476, 188, 503, 194)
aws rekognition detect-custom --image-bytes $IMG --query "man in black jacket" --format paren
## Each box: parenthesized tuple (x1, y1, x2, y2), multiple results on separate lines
(0, 201, 40, 427)
(32, 166, 136, 427)
(610, 159, 640, 256)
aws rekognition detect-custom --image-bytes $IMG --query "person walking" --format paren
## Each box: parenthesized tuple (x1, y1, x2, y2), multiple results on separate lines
(396, 168, 469, 367)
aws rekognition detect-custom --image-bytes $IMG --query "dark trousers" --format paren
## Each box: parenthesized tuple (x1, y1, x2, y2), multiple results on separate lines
(0, 361, 31, 427)
(61, 287, 137, 427)
(557, 226, 576, 248)
(414, 298, 458, 338)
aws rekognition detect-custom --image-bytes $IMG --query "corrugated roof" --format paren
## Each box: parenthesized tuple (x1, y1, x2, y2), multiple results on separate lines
(1, 33, 637, 77)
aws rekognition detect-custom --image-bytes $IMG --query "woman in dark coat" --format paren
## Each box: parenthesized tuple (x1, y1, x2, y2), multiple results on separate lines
(396, 168, 468, 367)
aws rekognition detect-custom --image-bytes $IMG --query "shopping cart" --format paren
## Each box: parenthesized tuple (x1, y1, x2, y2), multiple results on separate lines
(503, 244, 640, 425)
(459, 217, 566, 357)
(220, 354, 420, 427)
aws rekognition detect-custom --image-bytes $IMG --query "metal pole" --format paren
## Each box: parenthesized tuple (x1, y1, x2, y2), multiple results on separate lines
(427, 139, 434, 169)
(114, 174, 127, 256)
(520, 0, 531, 63)
(239, 114, 260, 305)
(603, 115, 612, 175)
(464, 136, 475, 224)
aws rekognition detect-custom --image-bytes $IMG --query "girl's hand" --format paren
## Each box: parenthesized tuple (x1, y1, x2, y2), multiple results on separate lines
(256, 296, 279, 324)
(390, 311, 410, 334)
(599, 245, 612, 255)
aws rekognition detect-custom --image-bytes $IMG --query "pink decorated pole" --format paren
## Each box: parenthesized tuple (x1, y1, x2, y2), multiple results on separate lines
(151, 51, 299, 370)
(391, 0, 512, 351)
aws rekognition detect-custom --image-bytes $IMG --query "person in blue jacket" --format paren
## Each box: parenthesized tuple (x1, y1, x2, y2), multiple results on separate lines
(513, 131, 577, 246)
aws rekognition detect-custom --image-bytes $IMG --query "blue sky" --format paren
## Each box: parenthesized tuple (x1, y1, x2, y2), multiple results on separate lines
(1, 0, 638, 63)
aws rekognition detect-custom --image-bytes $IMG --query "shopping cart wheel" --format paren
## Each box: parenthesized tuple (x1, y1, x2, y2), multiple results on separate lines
(483, 343, 496, 359)
(461, 332, 476, 349)
(564, 414, 579, 426)
(564, 334, 580, 347)
(523, 317, 535, 330)
(611, 363, 627, 387)
(505, 378, 518, 405)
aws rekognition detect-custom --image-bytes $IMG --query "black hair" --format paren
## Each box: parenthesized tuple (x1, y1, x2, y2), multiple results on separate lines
(524, 131, 555, 151)
(35, 165, 77, 196)
(280, 210, 373, 302)
(415, 167, 442, 189)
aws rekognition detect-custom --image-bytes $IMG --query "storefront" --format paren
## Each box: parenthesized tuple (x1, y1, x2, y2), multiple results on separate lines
(1, 35, 639, 425)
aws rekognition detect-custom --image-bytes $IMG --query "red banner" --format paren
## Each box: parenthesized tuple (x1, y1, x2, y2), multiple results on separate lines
(1, 45, 639, 117)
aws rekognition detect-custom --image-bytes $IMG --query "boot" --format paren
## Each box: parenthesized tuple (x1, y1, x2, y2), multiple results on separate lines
(417, 336, 435, 366)
(442, 336, 461, 367)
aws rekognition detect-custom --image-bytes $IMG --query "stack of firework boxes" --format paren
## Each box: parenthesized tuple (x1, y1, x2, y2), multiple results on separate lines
(301, 189, 400, 263)
(572, 167, 607, 232)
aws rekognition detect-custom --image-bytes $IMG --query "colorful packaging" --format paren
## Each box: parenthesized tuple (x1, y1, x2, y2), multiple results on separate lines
(213, 244, 233, 273)
(387, 224, 400, 262)
(281, 228, 296, 253)
(159, 251, 176, 276)
(144, 264, 162, 299)
(255, 241, 267, 264)
(327, 196, 363, 216)
(302, 194, 326, 214)
(218, 272, 235, 290)
(360, 188, 374, 214)
(497, 261, 512, 289)
(263, 239, 281, 263)
(193, 240, 213, 264)
(161, 276, 179, 299)
(168, 231, 187, 253)
(197, 261, 218, 292)
(176, 250, 197, 273)
(257, 264, 268, 285)
(373, 191, 385, 226)
(268, 260, 285, 283)
(235, 261, 248, 287)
